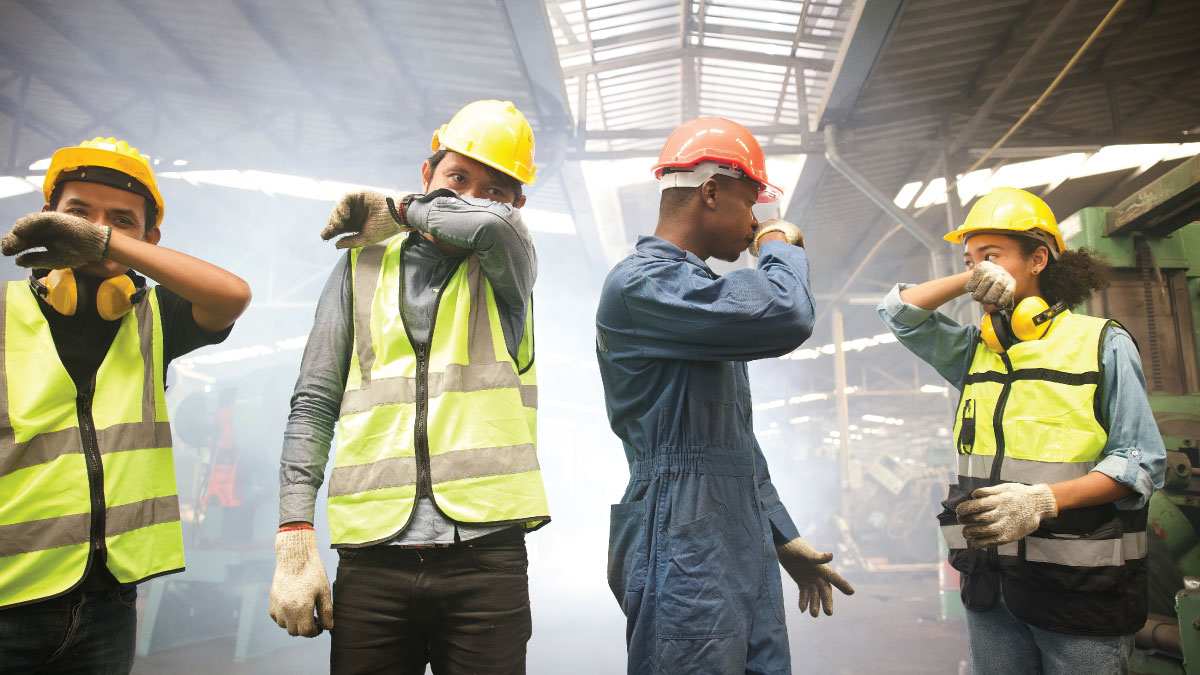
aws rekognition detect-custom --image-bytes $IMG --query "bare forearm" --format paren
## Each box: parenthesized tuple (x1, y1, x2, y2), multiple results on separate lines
(106, 236, 251, 332)
(1050, 472, 1135, 511)
(898, 271, 971, 310)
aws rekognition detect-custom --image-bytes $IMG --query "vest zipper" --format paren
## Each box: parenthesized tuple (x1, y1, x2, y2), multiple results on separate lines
(985, 354, 1014, 573)
(395, 238, 461, 501)
(415, 342, 432, 497)
(77, 378, 106, 565)
(989, 354, 1014, 484)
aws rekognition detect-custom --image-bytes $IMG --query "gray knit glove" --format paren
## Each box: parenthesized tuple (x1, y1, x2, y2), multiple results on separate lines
(964, 261, 1016, 309)
(2, 212, 111, 268)
(776, 537, 855, 617)
(269, 528, 333, 637)
(750, 219, 804, 256)
(957, 483, 1058, 548)
(321, 190, 411, 249)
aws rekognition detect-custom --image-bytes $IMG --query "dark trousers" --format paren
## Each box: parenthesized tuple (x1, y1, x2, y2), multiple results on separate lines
(0, 586, 137, 675)
(330, 533, 532, 675)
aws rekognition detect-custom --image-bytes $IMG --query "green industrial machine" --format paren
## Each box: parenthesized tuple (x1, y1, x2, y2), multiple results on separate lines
(1062, 153, 1200, 674)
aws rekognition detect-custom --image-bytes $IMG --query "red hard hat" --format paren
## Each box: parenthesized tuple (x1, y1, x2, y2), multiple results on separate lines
(652, 117, 782, 203)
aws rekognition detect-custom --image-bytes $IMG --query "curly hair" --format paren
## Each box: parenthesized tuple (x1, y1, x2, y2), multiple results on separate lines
(1014, 236, 1112, 308)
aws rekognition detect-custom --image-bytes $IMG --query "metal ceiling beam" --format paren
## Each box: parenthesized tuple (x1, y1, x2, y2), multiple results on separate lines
(770, 0, 813, 142)
(1108, 78, 1200, 115)
(0, 44, 146, 154)
(785, 0, 906, 233)
(843, 50, 1200, 132)
(823, 124, 940, 251)
(585, 123, 809, 140)
(944, 0, 1083, 158)
(701, 22, 839, 49)
(814, 0, 907, 128)
(501, 0, 575, 175)
(561, 45, 833, 78)
(960, 0, 1040, 99)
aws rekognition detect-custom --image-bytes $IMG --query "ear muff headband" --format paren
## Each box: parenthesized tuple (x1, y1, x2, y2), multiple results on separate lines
(29, 269, 147, 320)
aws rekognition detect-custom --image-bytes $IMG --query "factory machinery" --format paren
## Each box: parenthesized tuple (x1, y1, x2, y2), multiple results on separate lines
(1062, 154, 1200, 674)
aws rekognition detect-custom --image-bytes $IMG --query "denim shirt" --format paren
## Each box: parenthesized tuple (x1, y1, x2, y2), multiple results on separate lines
(596, 236, 815, 544)
(877, 283, 1165, 509)
(279, 194, 536, 544)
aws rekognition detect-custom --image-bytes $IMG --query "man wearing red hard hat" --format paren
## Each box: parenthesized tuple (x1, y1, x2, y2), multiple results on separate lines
(596, 118, 853, 674)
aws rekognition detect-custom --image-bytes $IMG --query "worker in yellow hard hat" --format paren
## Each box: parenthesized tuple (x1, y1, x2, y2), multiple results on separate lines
(877, 187, 1165, 673)
(0, 137, 251, 674)
(269, 100, 550, 674)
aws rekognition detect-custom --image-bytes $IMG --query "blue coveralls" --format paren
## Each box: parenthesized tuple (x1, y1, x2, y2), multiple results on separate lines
(596, 235, 815, 675)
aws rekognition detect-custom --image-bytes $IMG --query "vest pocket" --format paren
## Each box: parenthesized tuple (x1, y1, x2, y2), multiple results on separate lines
(608, 500, 649, 605)
(656, 510, 737, 639)
(956, 400, 976, 454)
(1010, 417, 1067, 461)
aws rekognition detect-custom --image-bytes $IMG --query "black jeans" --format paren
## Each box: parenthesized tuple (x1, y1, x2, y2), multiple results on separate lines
(0, 585, 137, 675)
(330, 532, 532, 675)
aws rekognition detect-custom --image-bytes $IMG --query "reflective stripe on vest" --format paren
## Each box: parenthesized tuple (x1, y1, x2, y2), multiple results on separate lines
(941, 525, 1147, 567)
(328, 236, 548, 545)
(0, 283, 181, 608)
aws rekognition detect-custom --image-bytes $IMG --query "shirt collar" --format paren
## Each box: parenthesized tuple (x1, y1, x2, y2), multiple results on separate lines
(635, 235, 716, 277)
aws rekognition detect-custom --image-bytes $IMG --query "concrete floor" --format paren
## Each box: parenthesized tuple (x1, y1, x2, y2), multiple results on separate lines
(131, 573, 970, 674)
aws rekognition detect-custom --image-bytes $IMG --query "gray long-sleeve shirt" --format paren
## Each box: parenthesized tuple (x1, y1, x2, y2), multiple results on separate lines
(279, 194, 537, 544)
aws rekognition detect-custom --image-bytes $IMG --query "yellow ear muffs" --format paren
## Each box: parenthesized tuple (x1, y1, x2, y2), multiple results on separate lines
(982, 311, 1014, 353)
(96, 273, 138, 321)
(1010, 297, 1066, 342)
(981, 297, 1066, 353)
(29, 269, 146, 320)
(30, 268, 81, 316)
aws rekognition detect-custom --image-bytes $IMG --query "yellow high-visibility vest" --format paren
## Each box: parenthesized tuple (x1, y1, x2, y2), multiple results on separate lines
(942, 310, 1149, 635)
(0, 282, 181, 608)
(328, 235, 549, 546)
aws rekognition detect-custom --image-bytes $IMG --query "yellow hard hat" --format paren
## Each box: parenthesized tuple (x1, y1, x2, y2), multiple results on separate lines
(44, 137, 165, 227)
(431, 100, 537, 185)
(944, 187, 1063, 255)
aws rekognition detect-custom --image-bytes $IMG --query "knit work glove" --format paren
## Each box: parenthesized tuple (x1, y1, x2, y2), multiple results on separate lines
(964, 261, 1015, 309)
(776, 537, 855, 617)
(956, 483, 1058, 548)
(269, 528, 334, 637)
(750, 219, 804, 256)
(321, 190, 412, 249)
(1, 212, 111, 268)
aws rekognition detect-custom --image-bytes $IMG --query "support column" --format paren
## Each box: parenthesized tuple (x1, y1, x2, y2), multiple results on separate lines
(833, 307, 852, 518)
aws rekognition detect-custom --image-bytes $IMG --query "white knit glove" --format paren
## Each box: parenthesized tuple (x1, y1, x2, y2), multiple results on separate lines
(269, 528, 334, 637)
(776, 537, 855, 617)
(964, 261, 1015, 309)
(956, 483, 1058, 548)
(750, 219, 804, 256)
(320, 190, 411, 249)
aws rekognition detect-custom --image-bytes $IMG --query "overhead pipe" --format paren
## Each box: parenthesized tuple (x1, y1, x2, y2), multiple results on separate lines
(823, 123, 941, 253)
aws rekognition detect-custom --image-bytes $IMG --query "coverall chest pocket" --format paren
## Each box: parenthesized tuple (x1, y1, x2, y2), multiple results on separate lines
(608, 500, 650, 610)
(656, 510, 737, 639)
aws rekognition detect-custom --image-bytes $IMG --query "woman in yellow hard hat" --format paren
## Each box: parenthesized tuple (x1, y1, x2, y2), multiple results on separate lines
(876, 187, 1164, 674)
